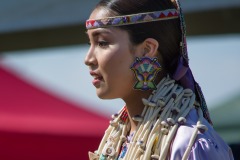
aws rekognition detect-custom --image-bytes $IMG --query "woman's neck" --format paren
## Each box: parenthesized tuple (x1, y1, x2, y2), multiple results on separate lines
(123, 90, 152, 133)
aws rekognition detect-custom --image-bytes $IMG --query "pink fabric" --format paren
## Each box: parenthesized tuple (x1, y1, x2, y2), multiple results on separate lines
(0, 66, 108, 160)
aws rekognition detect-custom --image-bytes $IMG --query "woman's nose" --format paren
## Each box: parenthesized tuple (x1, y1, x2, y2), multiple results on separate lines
(84, 48, 97, 67)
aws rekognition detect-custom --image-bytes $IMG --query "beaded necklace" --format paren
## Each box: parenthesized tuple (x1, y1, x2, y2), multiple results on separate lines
(89, 76, 208, 160)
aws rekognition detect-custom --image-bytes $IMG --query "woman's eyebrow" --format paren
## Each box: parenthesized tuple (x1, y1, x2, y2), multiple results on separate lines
(86, 29, 112, 38)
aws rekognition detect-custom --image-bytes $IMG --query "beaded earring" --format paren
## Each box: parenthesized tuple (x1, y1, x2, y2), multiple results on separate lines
(130, 57, 161, 91)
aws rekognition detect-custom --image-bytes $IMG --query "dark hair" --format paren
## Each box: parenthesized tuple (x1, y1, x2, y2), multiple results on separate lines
(95, 0, 181, 74)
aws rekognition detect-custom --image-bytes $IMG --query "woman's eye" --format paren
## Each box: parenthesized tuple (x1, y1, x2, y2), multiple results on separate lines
(98, 41, 109, 48)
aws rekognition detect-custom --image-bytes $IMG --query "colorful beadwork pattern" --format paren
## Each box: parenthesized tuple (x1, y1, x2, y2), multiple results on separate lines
(195, 82, 213, 125)
(175, 0, 213, 125)
(86, 9, 179, 29)
(120, 107, 128, 122)
(131, 57, 161, 91)
(175, 0, 189, 63)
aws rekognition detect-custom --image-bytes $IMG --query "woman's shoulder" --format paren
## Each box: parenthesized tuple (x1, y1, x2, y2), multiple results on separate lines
(169, 108, 234, 160)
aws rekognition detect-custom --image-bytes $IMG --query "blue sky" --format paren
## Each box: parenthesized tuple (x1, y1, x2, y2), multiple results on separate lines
(1, 0, 240, 33)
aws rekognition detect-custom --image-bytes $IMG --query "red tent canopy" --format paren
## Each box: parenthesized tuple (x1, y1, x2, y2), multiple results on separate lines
(0, 66, 108, 160)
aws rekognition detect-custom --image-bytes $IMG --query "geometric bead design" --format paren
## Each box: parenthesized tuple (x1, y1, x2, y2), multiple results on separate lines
(86, 9, 179, 29)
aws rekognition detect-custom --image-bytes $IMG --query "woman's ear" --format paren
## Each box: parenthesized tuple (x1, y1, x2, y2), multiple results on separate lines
(135, 38, 159, 58)
(133, 38, 159, 58)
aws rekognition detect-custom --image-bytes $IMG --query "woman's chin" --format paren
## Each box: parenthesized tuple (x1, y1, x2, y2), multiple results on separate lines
(96, 89, 116, 100)
(96, 89, 108, 99)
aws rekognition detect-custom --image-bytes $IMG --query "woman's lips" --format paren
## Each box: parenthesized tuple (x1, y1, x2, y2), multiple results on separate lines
(90, 71, 103, 86)
(92, 77, 103, 86)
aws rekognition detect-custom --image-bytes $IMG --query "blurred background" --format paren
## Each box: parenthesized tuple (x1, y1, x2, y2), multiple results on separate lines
(0, 0, 240, 159)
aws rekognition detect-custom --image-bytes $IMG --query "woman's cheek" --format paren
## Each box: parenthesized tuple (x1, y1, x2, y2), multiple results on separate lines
(102, 49, 121, 67)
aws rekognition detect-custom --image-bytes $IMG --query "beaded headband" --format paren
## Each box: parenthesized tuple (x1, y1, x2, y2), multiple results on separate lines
(86, 9, 179, 29)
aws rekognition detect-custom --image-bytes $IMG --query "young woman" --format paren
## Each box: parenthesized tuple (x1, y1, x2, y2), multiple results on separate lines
(85, 0, 234, 159)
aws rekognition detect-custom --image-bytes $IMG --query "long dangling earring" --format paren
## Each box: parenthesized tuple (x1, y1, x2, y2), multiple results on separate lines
(130, 57, 161, 91)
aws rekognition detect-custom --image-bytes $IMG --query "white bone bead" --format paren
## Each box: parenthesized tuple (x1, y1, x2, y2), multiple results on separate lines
(132, 115, 144, 122)
(104, 146, 115, 156)
(142, 98, 149, 106)
(161, 121, 169, 127)
(184, 89, 193, 94)
(167, 118, 175, 126)
(178, 117, 187, 124)
(171, 107, 180, 113)
(151, 154, 159, 160)
(111, 113, 118, 119)
(158, 99, 165, 107)
(109, 120, 118, 127)
(197, 124, 208, 133)
(161, 128, 169, 135)
(148, 102, 157, 107)
(120, 135, 127, 142)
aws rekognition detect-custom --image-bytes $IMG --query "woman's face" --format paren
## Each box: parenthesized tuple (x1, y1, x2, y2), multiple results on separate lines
(85, 8, 138, 99)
